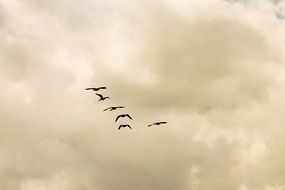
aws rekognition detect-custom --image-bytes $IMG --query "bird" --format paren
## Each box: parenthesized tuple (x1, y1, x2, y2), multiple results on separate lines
(115, 114, 133, 122)
(118, 124, 132, 130)
(147, 122, 168, 127)
(95, 93, 110, 101)
(85, 87, 107, 91)
(103, 106, 125, 112)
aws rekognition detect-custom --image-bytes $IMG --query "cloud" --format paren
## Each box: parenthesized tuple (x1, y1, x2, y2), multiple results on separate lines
(1, 0, 285, 190)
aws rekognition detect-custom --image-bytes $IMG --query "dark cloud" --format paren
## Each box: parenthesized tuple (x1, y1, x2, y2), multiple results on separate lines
(97, 5, 279, 114)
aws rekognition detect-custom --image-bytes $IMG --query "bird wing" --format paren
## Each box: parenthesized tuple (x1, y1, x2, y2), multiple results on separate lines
(127, 125, 132, 129)
(95, 93, 103, 99)
(126, 114, 133, 120)
(118, 125, 122, 130)
(115, 115, 121, 122)
(103, 107, 111, 111)
(108, 107, 118, 111)
(147, 124, 153, 127)
(99, 87, 107, 89)
(85, 88, 94, 90)
(117, 106, 124, 108)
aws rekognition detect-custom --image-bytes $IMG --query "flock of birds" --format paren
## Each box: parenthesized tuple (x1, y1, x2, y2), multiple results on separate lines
(85, 86, 168, 130)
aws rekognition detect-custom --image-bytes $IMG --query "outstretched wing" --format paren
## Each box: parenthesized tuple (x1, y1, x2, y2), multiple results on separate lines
(99, 87, 107, 90)
(118, 125, 122, 130)
(126, 114, 133, 120)
(103, 107, 111, 111)
(85, 88, 94, 90)
(126, 125, 132, 129)
(117, 106, 125, 109)
(159, 122, 168, 125)
(147, 123, 154, 127)
(115, 115, 122, 122)
(95, 93, 103, 99)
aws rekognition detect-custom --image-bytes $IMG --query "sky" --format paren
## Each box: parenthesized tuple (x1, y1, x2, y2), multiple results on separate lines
(1, 0, 285, 189)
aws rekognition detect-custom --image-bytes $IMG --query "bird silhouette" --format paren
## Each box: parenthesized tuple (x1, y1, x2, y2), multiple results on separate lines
(85, 87, 107, 91)
(103, 106, 125, 112)
(147, 122, 168, 127)
(95, 93, 110, 101)
(118, 124, 132, 130)
(115, 114, 133, 122)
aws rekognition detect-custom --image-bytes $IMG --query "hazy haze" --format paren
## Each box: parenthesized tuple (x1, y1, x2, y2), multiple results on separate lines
(1, 0, 285, 189)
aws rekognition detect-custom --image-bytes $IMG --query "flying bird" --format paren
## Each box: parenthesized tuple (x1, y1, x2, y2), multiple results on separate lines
(85, 87, 107, 91)
(103, 106, 125, 112)
(118, 124, 132, 130)
(115, 114, 133, 122)
(95, 93, 110, 101)
(147, 122, 168, 127)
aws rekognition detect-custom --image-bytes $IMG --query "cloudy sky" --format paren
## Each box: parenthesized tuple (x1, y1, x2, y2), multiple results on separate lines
(1, 0, 285, 189)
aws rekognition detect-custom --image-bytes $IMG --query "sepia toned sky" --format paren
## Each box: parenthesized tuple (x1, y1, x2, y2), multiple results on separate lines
(1, 0, 285, 189)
